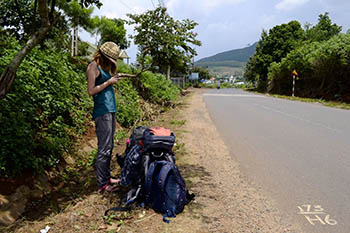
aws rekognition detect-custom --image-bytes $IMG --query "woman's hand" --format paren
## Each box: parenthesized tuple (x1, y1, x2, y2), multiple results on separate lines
(109, 74, 122, 85)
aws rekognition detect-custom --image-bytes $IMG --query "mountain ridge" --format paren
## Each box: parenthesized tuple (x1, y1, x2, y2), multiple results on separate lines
(195, 42, 257, 65)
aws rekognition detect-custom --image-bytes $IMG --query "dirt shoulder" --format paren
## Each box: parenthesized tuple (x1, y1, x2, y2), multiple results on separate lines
(6, 89, 301, 233)
(177, 89, 301, 233)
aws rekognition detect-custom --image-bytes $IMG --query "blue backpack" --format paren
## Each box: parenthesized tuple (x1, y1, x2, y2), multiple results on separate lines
(120, 145, 142, 187)
(144, 160, 194, 223)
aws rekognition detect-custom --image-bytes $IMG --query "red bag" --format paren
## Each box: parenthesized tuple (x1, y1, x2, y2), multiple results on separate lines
(149, 127, 172, 136)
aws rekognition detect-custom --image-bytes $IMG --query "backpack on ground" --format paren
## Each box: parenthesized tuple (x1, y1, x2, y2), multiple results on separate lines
(144, 160, 194, 223)
(117, 126, 176, 177)
(107, 126, 194, 223)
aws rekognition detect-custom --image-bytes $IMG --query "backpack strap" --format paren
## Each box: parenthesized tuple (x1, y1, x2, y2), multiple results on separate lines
(158, 161, 185, 223)
(145, 161, 166, 203)
(144, 162, 156, 203)
(125, 185, 142, 206)
(158, 162, 174, 194)
(159, 162, 185, 192)
(157, 162, 178, 223)
(163, 211, 175, 224)
(143, 154, 150, 177)
(158, 162, 195, 223)
(104, 185, 142, 217)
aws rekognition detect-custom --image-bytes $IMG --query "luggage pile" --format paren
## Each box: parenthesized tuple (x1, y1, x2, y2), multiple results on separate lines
(107, 126, 194, 223)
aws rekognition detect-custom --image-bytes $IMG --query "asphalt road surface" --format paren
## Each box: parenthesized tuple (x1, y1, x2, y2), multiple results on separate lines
(203, 88, 350, 233)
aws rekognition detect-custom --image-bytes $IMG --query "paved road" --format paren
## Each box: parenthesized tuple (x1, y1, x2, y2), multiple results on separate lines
(203, 88, 350, 233)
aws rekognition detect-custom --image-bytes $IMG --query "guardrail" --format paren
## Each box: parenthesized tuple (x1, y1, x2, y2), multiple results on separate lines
(171, 77, 186, 88)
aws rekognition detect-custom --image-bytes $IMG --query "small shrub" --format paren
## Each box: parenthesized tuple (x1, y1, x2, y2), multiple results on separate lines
(115, 79, 141, 127)
(140, 71, 180, 105)
(117, 60, 135, 74)
(221, 82, 235, 88)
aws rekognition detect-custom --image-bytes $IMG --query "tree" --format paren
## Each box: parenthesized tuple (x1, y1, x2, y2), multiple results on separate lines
(267, 34, 350, 100)
(59, 0, 95, 30)
(305, 12, 342, 42)
(244, 21, 304, 91)
(92, 16, 128, 49)
(0, 0, 37, 41)
(127, 7, 201, 79)
(0, 0, 102, 100)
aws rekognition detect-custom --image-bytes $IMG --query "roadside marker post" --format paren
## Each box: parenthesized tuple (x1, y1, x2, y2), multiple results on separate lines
(292, 75, 296, 97)
(292, 69, 298, 97)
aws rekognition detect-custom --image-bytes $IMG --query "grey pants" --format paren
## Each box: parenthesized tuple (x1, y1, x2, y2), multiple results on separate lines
(95, 112, 116, 187)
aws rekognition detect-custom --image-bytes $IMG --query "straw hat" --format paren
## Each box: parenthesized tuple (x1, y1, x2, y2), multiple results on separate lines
(99, 42, 120, 64)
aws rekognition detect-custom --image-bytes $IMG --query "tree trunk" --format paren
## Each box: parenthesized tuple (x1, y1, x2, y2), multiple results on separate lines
(167, 64, 171, 80)
(0, 0, 51, 100)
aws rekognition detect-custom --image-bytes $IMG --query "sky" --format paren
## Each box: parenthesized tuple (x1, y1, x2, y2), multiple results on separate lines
(80, 0, 350, 62)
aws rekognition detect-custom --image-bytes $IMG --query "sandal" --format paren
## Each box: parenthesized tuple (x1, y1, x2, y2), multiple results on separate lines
(98, 183, 120, 193)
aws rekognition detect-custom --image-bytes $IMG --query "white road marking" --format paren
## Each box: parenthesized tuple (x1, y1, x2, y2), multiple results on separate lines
(298, 212, 326, 215)
(254, 104, 342, 133)
(203, 94, 266, 98)
(298, 205, 338, 226)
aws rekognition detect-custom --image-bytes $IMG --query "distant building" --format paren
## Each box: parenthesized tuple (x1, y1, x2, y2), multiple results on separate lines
(119, 50, 130, 64)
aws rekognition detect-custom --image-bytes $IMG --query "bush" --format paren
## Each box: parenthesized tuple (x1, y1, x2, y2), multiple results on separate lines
(140, 71, 180, 105)
(0, 38, 92, 177)
(268, 34, 350, 101)
(115, 78, 141, 127)
(0, 39, 182, 177)
(221, 82, 235, 88)
(117, 60, 135, 74)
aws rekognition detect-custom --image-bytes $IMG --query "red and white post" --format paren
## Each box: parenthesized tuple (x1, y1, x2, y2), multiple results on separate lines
(292, 74, 296, 97)
(291, 69, 298, 97)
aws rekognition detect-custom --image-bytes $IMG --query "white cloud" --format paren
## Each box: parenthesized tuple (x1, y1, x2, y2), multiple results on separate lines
(167, 0, 246, 17)
(167, 0, 246, 9)
(261, 14, 277, 29)
(79, 0, 350, 61)
(97, 0, 151, 20)
(275, 0, 310, 11)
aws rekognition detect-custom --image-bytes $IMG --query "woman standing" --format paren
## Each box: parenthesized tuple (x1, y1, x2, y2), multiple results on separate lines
(87, 42, 121, 192)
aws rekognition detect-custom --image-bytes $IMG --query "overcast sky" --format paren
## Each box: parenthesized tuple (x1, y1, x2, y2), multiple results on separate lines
(81, 0, 350, 62)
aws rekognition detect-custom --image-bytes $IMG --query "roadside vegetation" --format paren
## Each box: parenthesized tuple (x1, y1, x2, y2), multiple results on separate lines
(244, 13, 350, 103)
(268, 94, 350, 110)
(0, 1, 199, 181)
(200, 82, 238, 89)
(0, 35, 181, 179)
(0, 0, 203, 227)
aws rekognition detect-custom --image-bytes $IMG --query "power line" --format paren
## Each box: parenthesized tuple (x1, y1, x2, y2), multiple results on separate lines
(157, 0, 165, 8)
(118, 0, 136, 13)
(150, 0, 156, 9)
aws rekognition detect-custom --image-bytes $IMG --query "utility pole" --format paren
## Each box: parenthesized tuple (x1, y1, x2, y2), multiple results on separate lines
(71, 26, 78, 57)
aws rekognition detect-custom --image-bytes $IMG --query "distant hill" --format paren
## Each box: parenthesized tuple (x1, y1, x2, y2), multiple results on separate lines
(195, 42, 257, 67)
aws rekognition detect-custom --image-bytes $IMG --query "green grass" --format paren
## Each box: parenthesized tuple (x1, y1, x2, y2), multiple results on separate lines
(114, 129, 129, 143)
(170, 120, 186, 126)
(269, 94, 350, 110)
(200, 82, 239, 89)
